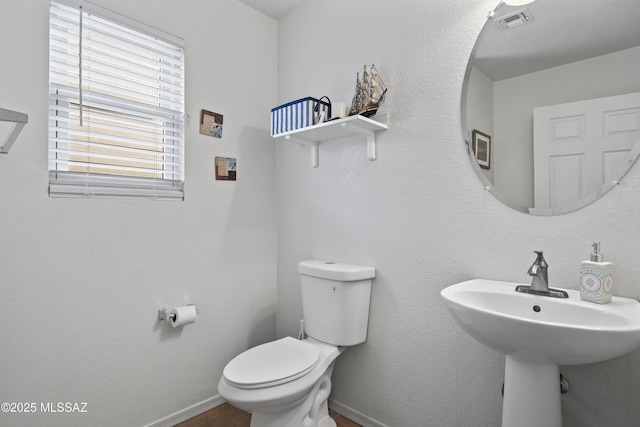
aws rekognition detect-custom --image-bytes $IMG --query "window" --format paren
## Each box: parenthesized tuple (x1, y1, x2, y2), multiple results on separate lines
(49, 1, 185, 199)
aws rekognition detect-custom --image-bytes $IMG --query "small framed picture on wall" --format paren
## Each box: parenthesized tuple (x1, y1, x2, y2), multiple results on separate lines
(472, 129, 491, 169)
(200, 109, 224, 138)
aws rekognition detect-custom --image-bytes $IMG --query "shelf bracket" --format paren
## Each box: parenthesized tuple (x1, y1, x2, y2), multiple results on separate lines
(366, 132, 376, 161)
(286, 134, 320, 167)
(342, 121, 377, 161)
(310, 141, 319, 168)
(0, 108, 29, 154)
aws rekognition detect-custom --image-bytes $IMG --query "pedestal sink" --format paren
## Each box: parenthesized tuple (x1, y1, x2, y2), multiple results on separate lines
(441, 279, 640, 427)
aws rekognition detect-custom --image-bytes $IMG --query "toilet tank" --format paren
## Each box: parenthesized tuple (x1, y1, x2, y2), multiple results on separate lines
(298, 260, 375, 346)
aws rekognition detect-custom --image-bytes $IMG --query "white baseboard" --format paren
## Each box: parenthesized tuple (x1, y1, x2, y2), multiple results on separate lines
(144, 395, 225, 427)
(329, 399, 389, 427)
(144, 395, 386, 427)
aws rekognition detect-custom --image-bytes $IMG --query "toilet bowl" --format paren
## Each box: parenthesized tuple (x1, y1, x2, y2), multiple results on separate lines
(218, 260, 375, 427)
(218, 337, 344, 427)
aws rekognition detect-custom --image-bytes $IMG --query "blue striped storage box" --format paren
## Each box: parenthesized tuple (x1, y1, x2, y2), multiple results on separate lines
(271, 97, 331, 136)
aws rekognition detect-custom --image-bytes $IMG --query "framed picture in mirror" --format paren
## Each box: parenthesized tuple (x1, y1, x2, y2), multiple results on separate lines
(472, 129, 491, 169)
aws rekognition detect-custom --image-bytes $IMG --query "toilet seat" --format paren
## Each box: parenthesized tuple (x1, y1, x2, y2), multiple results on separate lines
(223, 337, 320, 389)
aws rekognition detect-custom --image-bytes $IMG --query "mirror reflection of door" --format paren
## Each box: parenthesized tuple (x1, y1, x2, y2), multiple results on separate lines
(533, 92, 640, 214)
(462, 0, 640, 215)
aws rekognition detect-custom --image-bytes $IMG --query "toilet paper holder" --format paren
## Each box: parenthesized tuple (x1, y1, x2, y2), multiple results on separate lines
(157, 304, 197, 322)
(157, 308, 175, 322)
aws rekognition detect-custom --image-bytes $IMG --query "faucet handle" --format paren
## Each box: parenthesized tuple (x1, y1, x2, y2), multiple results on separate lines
(532, 250, 548, 267)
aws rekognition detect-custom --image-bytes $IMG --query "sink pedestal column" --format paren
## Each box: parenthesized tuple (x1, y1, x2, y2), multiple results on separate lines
(502, 356, 562, 427)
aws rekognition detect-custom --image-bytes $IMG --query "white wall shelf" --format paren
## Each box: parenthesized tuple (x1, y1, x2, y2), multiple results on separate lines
(273, 113, 389, 167)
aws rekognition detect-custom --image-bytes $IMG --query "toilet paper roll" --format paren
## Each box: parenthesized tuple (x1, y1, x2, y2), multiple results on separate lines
(332, 102, 347, 119)
(170, 305, 197, 327)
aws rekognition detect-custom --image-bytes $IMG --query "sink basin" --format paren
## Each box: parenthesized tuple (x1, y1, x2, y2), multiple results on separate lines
(441, 279, 640, 427)
(441, 279, 640, 365)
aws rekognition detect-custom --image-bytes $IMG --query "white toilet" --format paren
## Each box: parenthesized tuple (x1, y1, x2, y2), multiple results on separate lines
(218, 260, 375, 427)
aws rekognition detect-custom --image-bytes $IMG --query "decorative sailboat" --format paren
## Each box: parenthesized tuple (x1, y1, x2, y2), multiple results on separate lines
(349, 64, 388, 117)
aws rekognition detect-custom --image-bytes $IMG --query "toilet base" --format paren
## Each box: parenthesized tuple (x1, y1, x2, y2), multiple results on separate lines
(250, 368, 335, 427)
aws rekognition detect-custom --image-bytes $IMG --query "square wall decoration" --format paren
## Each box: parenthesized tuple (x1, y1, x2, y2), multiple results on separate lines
(200, 109, 223, 138)
(215, 157, 236, 181)
(472, 129, 491, 169)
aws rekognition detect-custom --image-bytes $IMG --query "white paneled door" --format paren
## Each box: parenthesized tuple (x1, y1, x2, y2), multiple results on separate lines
(533, 92, 640, 213)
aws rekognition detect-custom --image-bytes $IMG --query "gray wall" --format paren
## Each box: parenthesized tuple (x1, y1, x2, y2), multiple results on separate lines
(0, 0, 277, 425)
(276, 1, 640, 426)
(3, 0, 640, 426)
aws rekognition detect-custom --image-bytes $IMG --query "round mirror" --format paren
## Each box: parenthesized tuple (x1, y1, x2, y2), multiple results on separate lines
(462, 0, 640, 215)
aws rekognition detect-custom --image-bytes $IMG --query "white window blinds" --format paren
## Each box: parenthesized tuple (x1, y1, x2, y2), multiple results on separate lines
(49, 1, 185, 200)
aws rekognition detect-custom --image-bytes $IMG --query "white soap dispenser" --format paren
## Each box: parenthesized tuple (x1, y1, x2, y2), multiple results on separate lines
(580, 242, 613, 304)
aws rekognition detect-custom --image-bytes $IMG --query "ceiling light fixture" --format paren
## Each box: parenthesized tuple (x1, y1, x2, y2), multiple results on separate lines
(504, 0, 535, 5)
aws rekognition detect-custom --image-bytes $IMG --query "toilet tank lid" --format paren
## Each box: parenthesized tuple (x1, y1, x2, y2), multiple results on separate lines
(298, 260, 375, 281)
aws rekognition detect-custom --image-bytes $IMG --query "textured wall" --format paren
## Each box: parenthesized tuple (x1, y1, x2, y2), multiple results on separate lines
(0, 1, 277, 426)
(276, 1, 640, 426)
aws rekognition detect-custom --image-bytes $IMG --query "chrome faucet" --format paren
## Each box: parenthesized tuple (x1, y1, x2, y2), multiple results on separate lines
(515, 251, 568, 298)
(528, 251, 549, 293)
